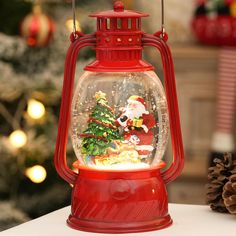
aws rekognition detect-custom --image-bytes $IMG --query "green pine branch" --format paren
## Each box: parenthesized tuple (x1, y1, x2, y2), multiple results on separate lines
(80, 93, 122, 156)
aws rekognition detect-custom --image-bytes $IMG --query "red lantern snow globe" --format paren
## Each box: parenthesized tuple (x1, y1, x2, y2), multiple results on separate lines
(54, 0, 184, 233)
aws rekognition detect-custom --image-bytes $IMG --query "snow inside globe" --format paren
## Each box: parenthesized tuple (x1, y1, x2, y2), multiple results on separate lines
(71, 71, 169, 170)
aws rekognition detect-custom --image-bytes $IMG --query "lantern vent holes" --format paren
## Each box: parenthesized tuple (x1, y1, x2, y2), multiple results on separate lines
(117, 18, 122, 29)
(128, 19, 132, 29)
(97, 17, 141, 31)
(106, 18, 111, 30)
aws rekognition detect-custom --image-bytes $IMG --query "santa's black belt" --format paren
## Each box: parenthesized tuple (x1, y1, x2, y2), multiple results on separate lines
(128, 127, 142, 131)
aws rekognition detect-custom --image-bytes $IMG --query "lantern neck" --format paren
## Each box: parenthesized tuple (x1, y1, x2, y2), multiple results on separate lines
(84, 1, 153, 72)
(85, 32, 153, 72)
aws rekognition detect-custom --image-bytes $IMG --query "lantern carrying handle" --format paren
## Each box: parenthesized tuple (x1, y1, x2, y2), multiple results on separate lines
(72, 0, 166, 38)
(143, 34, 184, 184)
(72, 0, 78, 39)
(114, 0, 166, 38)
(54, 34, 96, 185)
(160, 0, 166, 38)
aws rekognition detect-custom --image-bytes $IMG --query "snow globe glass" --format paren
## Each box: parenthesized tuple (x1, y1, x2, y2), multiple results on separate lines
(71, 71, 169, 170)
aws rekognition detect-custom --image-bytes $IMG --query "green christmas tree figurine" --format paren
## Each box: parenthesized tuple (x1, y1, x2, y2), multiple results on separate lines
(80, 91, 122, 157)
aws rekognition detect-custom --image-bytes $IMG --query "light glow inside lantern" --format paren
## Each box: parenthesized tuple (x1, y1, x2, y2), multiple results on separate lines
(9, 130, 27, 148)
(27, 99, 46, 120)
(25, 165, 47, 184)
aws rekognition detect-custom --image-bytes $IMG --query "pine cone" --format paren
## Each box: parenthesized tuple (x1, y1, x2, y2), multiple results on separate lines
(206, 153, 236, 213)
(223, 174, 236, 215)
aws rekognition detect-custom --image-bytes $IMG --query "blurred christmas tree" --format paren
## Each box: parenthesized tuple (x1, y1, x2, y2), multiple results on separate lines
(0, 0, 111, 229)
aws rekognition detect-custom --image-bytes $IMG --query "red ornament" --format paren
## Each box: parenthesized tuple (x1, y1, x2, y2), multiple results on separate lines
(54, 0, 184, 233)
(225, 0, 234, 5)
(197, 0, 206, 5)
(192, 16, 236, 46)
(192, 0, 236, 46)
(21, 4, 55, 47)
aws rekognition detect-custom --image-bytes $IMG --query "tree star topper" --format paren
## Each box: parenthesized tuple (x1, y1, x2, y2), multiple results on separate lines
(95, 91, 106, 101)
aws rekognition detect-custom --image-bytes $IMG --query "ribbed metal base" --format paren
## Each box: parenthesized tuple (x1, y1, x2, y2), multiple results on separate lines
(67, 214, 172, 234)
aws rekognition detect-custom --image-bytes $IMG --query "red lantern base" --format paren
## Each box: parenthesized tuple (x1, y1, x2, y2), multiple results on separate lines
(67, 164, 172, 233)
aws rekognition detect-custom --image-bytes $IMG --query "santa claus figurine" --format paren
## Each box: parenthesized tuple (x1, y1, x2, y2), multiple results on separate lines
(117, 96, 156, 159)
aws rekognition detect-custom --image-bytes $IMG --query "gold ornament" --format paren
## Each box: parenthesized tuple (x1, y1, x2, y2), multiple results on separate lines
(21, 2, 55, 47)
(231, 2, 236, 18)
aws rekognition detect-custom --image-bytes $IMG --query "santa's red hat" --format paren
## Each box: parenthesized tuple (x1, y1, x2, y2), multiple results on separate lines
(128, 96, 147, 108)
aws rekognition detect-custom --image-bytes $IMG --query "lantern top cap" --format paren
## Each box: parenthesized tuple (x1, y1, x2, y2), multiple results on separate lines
(89, 0, 149, 18)
(114, 0, 124, 12)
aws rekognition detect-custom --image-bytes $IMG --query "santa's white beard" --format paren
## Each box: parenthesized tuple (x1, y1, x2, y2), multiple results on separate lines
(124, 105, 148, 119)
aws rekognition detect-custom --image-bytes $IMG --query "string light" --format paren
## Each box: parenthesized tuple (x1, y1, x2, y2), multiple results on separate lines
(65, 19, 81, 32)
(27, 99, 46, 120)
(25, 165, 47, 184)
(9, 130, 27, 148)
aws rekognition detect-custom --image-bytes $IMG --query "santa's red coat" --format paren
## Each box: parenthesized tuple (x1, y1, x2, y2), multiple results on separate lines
(123, 113, 156, 158)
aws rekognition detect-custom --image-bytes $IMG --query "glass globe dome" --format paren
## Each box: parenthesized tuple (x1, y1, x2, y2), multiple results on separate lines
(71, 71, 169, 170)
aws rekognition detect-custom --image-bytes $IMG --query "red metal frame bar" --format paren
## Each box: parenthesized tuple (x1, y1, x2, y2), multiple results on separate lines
(143, 34, 184, 184)
(54, 34, 96, 185)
